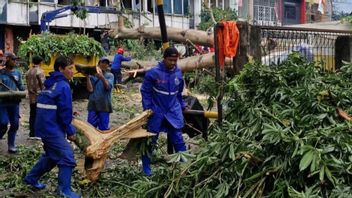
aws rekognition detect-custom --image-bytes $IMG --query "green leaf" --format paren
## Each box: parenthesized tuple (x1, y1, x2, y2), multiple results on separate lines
(244, 172, 264, 182)
(325, 166, 335, 186)
(310, 153, 317, 172)
(299, 151, 314, 171)
(316, 113, 327, 120)
(228, 144, 235, 160)
(319, 166, 325, 182)
(322, 146, 334, 154)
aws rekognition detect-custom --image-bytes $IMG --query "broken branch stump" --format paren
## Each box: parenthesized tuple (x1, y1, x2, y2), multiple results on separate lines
(72, 110, 154, 182)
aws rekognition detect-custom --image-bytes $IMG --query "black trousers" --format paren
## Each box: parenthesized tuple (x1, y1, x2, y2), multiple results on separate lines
(29, 103, 37, 137)
(111, 69, 122, 86)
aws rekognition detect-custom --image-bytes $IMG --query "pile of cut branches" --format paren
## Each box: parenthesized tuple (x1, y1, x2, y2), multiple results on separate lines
(133, 53, 352, 197)
(18, 33, 105, 64)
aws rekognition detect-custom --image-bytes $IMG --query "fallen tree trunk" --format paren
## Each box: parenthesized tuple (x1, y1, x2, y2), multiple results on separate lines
(72, 110, 154, 182)
(111, 17, 261, 76)
(122, 53, 233, 75)
(110, 16, 213, 47)
(0, 91, 26, 99)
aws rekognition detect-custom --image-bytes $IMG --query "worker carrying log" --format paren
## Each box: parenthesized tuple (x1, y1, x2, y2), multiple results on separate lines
(140, 47, 188, 176)
(0, 52, 25, 154)
(24, 56, 81, 198)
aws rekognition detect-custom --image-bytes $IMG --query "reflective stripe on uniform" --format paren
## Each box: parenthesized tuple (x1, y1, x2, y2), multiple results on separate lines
(37, 103, 57, 110)
(153, 87, 178, 95)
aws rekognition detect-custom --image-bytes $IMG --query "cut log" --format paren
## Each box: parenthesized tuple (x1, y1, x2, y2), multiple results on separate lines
(122, 53, 233, 76)
(0, 91, 26, 100)
(110, 18, 262, 76)
(72, 110, 154, 182)
(110, 16, 213, 47)
(75, 64, 97, 75)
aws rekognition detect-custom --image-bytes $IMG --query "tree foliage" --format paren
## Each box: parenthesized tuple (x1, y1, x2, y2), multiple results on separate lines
(113, 39, 162, 61)
(18, 33, 106, 64)
(340, 16, 352, 25)
(198, 6, 238, 31)
(71, 0, 88, 20)
(131, 54, 352, 197)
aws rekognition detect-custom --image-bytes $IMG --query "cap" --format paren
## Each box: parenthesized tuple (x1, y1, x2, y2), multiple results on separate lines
(99, 56, 110, 63)
(4, 52, 19, 60)
(163, 47, 179, 58)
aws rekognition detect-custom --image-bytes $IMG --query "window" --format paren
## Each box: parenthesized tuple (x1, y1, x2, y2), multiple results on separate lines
(218, 0, 223, 9)
(174, 0, 182, 14)
(147, 0, 154, 12)
(99, 0, 107, 7)
(145, 0, 188, 16)
(135, 0, 142, 10)
(211, 0, 216, 8)
(58, 0, 71, 5)
(164, 0, 171, 13)
(121, 0, 132, 9)
(285, 5, 296, 20)
(183, 0, 189, 15)
(253, 0, 277, 24)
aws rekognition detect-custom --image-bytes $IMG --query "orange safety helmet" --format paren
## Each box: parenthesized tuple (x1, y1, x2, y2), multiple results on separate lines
(117, 48, 124, 54)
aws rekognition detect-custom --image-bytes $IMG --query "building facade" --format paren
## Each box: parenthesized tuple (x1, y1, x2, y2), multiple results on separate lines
(0, 0, 333, 53)
(239, 0, 332, 26)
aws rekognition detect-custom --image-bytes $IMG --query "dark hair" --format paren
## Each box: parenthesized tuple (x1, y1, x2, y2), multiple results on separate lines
(99, 59, 110, 65)
(54, 56, 72, 71)
(32, 55, 43, 65)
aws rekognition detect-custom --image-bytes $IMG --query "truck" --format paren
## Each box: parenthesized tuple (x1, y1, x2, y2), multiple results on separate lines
(18, 33, 105, 79)
(18, 5, 119, 78)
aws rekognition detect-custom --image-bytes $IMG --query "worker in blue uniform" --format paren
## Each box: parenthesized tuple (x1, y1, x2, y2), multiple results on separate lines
(85, 57, 114, 130)
(24, 56, 81, 198)
(111, 48, 131, 87)
(140, 47, 188, 176)
(0, 52, 24, 154)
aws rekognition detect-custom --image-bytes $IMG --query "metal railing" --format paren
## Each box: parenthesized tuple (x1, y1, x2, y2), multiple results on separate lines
(259, 25, 352, 71)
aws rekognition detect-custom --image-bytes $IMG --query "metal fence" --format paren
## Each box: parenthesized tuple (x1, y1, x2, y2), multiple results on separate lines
(259, 26, 352, 71)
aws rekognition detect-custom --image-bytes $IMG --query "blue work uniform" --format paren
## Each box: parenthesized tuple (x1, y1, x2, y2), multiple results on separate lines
(140, 61, 187, 176)
(0, 69, 24, 151)
(87, 72, 114, 130)
(25, 71, 80, 197)
(33, 71, 76, 167)
(111, 54, 131, 85)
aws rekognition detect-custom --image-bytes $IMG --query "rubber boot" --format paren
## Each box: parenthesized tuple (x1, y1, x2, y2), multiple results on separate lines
(170, 130, 187, 153)
(170, 129, 187, 162)
(7, 127, 18, 154)
(57, 166, 81, 198)
(7, 105, 19, 153)
(167, 135, 174, 154)
(24, 155, 55, 189)
(141, 154, 152, 176)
